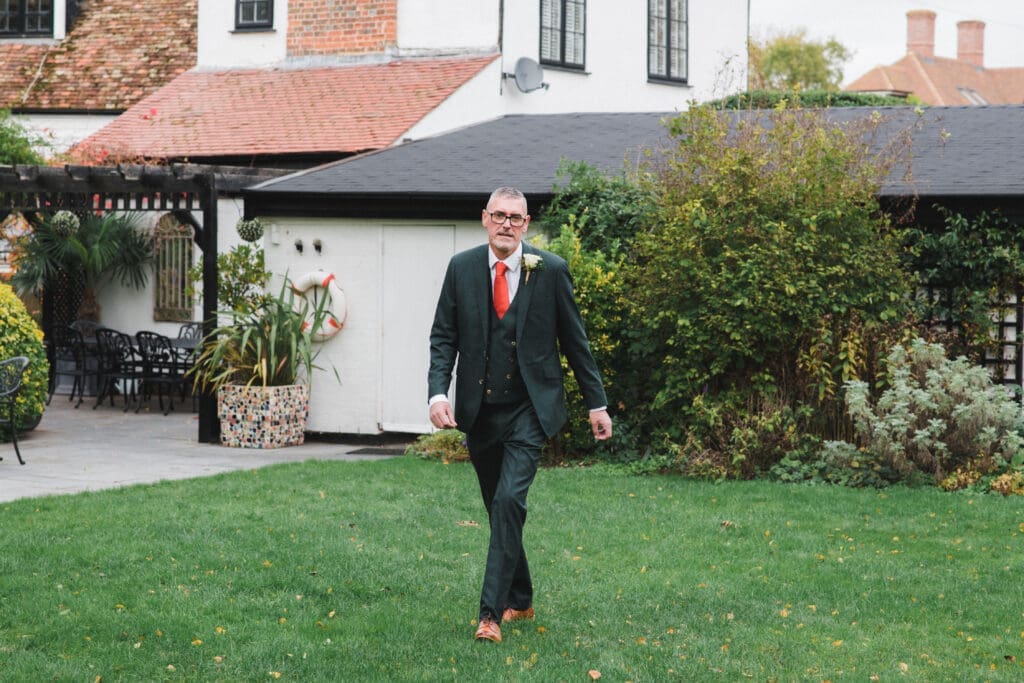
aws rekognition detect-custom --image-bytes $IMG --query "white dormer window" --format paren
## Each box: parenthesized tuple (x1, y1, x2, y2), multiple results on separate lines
(236, 0, 273, 31)
(1, 0, 53, 36)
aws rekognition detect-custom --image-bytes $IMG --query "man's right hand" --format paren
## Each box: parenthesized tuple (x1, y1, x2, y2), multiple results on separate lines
(429, 400, 458, 429)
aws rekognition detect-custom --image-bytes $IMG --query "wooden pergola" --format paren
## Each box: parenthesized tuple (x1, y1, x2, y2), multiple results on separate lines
(0, 163, 224, 442)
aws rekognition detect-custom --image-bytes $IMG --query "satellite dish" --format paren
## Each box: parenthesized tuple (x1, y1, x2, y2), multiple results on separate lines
(507, 57, 548, 93)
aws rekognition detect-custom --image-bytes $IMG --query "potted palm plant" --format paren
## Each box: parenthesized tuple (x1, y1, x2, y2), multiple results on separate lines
(188, 276, 334, 448)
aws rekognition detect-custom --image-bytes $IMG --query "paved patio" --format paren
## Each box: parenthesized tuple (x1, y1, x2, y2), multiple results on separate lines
(0, 393, 409, 503)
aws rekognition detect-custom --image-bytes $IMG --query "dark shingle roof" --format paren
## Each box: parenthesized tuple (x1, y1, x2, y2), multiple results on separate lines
(245, 106, 1024, 219)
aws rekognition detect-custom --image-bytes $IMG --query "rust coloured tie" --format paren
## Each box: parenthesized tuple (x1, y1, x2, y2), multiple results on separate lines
(493, 261, 509, 319)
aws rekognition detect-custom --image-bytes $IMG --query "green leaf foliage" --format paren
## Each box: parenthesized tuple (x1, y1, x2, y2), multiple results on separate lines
(708, 89, 916, 110)
(625, 106, 913, 455)
(188, 276, 334, 391)
(0, 282, 49, 436)
(844, 338, 1024, 483)
(10, 212, 153, 297)
(0, 109, 45, 165)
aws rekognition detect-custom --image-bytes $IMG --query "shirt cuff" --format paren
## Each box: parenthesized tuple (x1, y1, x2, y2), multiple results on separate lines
(429, 394, 449, 406)
(589, 406, 607, 413)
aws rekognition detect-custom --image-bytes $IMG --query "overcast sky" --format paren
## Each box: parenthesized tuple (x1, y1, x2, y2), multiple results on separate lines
(748, 0, 1024, 86)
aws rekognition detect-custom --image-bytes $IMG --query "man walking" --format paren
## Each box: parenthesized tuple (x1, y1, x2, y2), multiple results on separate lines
(428, 187, 612, 642)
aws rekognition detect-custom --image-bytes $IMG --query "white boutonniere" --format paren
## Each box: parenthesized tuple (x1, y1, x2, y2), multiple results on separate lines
(522, 254, 544, 284)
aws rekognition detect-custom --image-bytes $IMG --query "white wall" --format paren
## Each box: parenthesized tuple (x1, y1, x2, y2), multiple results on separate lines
(262, 216, 486, 434)
(95, 198, 246, 336)
(15, 113, 118, 157)
(404, 0, 748, 142)
(397, 0, 498, 52)
(197, 0, 289, 68)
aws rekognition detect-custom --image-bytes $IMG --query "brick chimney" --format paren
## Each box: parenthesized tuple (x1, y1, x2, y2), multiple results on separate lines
(957, 20, 985, 67)
(906, 9, 936, 57)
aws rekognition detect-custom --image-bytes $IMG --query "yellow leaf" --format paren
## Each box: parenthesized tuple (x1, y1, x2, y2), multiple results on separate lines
(780, 608, 790, 618)
(832, 640, 843, 647)
(263, 560, 272, 567)
(192, 639, 203, 646)
(537, 626, 546, 633)
(278, 617, 287, 624)
(269, 673, 282, 679)
(166, 665, 176, 672)
(215, 626, 226, 635)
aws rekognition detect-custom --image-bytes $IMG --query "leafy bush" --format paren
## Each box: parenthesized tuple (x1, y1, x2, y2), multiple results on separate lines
(626, 105, 913, 453)
(536, 160, 654, 256)
(708, 90, 915, 110)
(405, 429, 469, 463)
(901, 207, 1024, 368)
(0, 282, 49, 437)
(771, 440, 898, 488)
(187, 243, 269, 314)
(0, 109, 45, 165)
(845, 338, 1024, 483)
(536, 221, 635, 460)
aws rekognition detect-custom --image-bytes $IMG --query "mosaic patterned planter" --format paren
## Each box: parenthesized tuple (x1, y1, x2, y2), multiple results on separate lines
(217, 384, 309, 448)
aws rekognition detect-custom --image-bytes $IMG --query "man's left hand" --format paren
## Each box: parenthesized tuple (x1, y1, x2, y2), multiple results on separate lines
(589, 410, 612, 441)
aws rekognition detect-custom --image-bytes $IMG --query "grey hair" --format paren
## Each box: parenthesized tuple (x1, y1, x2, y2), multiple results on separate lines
(488, 187, 528, 213)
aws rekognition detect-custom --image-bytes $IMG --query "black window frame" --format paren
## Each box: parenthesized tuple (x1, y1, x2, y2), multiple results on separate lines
(235, 0, 273, 31)
(0, 0, 54, 37)
(539, 0, 586, 70)
(648, 0, 688, 84)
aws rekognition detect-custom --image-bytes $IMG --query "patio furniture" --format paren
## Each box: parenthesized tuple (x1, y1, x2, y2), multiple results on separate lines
(48, 326, 100, 408)
(135, 331, 186, 415)
(70, 319, 103, 340)
(0, 356, 30, 465)
(93, 329, 143, 411)
(177, 322, 203, 342)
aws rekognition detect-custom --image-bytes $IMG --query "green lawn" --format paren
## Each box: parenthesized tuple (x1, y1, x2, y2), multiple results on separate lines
(1, 457, 1023, 681)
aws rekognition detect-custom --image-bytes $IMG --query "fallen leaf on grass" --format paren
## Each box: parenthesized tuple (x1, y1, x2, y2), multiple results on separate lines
(456, 520, 479, 527)
(589, 670, 601, 680)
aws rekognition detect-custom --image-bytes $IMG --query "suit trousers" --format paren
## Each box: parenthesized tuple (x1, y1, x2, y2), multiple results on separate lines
(466, 399, 545, 622)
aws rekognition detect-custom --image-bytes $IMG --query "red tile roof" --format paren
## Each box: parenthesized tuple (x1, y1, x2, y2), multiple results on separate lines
(72, 55, 499, 161)
(0, 0, 196, 111)
(0, 43, 50, 107)
(846, 53, 1024, 105)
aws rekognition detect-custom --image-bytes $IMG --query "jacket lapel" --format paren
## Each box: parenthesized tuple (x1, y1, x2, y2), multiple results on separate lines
(473, 245, 491, 343)
(515, 246, 536, 342)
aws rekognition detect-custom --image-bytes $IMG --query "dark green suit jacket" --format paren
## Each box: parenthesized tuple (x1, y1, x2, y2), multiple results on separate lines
(428, 243, 607, 438)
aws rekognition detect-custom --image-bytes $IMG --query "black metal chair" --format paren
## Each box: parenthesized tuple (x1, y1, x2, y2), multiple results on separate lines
(0, 356, 30, 465)
(48, 326, 101, 408)
(135, 331, 185, 415)
(94, 329, 143, 411)
(70, 319, 103, 340)
(177, 322, 203, 342)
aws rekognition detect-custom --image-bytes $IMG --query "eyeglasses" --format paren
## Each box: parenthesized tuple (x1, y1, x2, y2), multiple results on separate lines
(486, 210, 527, 228)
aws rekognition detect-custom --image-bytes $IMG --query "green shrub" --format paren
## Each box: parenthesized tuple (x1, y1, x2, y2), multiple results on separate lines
(845, 338, 1024, 483)
(187, 243, 269, 314)
(405, 429, 469, 463)
(0, 282, 49, 436)
(626, 105, 914, 450)
(536, 221, 636, 461)
(708, 90, 915, 110)
(771, 440, 898, 488)
(0, 109, 45, 165)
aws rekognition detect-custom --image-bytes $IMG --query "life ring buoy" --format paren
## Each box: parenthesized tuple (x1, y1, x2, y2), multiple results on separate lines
(291, 270, 347, 341)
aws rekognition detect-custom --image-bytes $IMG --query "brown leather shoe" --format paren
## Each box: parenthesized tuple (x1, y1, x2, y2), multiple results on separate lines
(501, 606, 535, 622)
(474, 618, 502, 642)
